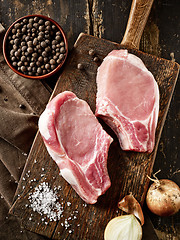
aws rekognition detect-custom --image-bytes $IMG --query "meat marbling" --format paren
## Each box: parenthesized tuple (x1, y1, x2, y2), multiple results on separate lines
(39, 91, 113, 204)
(95, 49, 159, 153)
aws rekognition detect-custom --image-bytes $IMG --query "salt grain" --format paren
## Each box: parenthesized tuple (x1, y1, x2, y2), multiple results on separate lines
(67, 202, 71, 207)
(28, 182, 63, 221)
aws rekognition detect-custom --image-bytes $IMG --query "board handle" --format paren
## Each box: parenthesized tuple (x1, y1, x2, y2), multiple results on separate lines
(121, 0, 154, 49)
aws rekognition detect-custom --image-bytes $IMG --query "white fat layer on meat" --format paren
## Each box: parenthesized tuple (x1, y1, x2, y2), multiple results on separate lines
(46, 145, 65, 163)
(60, 168, 79, 186)
(153, 80, 160, 127)
(38, 109, 52, 140)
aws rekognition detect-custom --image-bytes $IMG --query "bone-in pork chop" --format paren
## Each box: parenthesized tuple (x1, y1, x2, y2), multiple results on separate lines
(95, 49, 159, 153)
(39, 91, 113, 204)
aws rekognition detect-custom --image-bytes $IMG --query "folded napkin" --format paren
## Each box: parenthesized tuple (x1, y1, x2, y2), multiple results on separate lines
(0, 23, 51, 239)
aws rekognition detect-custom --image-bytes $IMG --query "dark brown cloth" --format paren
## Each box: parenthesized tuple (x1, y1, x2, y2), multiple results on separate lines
(0, 23, 51, 239)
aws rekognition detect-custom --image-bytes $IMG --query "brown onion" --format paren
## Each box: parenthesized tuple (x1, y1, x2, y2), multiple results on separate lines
(146, 179, 180, 217)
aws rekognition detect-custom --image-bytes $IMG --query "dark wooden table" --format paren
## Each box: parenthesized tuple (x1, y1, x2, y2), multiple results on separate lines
(0, 0, 179, 239)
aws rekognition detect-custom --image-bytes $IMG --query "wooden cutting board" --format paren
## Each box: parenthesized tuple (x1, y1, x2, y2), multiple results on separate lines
(10, 0, 179, 239)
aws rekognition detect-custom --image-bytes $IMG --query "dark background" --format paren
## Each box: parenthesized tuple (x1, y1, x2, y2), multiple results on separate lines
(0, 0, 179, 239)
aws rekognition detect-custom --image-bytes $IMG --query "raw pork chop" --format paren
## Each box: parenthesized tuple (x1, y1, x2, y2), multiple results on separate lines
(95, 49, 159, 153)
(39, 91, 113, 204)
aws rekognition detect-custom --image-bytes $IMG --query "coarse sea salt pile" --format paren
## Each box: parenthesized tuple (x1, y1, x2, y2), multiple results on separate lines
(28, 182, 63, 221)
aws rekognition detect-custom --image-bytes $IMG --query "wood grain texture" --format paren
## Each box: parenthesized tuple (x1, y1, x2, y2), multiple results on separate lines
(10, 33, 179, 240)
(0, 0, 179, 239)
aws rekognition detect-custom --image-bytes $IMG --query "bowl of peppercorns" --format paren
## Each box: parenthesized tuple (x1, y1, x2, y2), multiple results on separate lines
(3, 15, 68, 79)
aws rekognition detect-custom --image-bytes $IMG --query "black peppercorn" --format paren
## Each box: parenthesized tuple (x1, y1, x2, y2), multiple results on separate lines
(37, 67, 42, 74)
(56, 31, 61, 36)
(93, 56, 99, 62)
(27, 66, 32, 72)
(38, 56, 43, 62)
(33, 38, 38, 45)
(11, 56, 16, 61)
(14, 23, 20, 29)
(13, 45, 18, 50)
(52, 25, 56, 30)
(21, 66, 26, 72)
(46, 25, 51, 31)
(12, 29, 16, 34)
(22, 46, 27, 52)
(17, 61, 23, 67)
(34, 17, 39, 22)
(32, 52, 38, 58)
(25, 36, 30, 42)
(19, 104, 26, 109)
(42, 51, 47, 57)
(22, 27, 26, 33)
(14, 38, 19, 45)
(45, 63, 50, 69)
(60, 41, 65, 46)
(45, 21, 51, 26)
(43, 69, 47, 74)
(44, 57, 48, 63)
(50, 59, 55, 65)
(27, 47, 33, 53)
(77, 63, 83, 70)
(23, 18, 28, 23)
(29, 18, 34, 24)
(21, 41, 26, 46)
(21, 55, 26, 62)
(55, 35, 61, 41)
(57, 59, 61, 64)
(36, 61, 41, 67)
(38, 19, 44, 25)
(39, 25, 45, 31)
(27, 23, 33, 29)
(60, 47, 65, 53)
(10, 40, 14, 45)
(41, 41, 47, 48)
(37, 35, 43, 41)
(30, 62, 35, 67)
(51, 65, 56, 70)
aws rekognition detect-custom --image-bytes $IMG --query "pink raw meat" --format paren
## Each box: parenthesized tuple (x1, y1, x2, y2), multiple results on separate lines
(95, 49, 159, 153)
(38, 91, 113, 204)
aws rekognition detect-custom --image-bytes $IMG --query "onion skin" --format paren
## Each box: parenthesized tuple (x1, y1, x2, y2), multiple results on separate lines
(118, 194, 144, 225)
(146, 179, 180, 217)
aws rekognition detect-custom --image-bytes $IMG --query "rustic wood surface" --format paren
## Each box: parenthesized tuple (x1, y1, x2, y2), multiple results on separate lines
(0, 0, 180, 239)
(10, 33, 179, 240)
